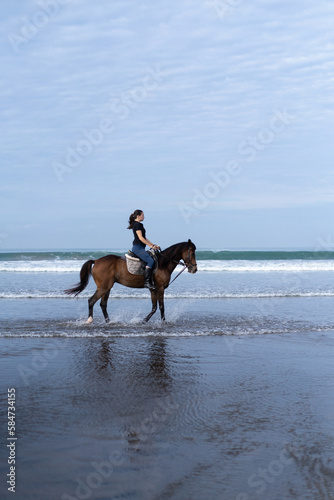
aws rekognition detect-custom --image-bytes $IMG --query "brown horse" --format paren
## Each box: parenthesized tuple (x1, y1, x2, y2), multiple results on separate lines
(65, 239, 197, 324)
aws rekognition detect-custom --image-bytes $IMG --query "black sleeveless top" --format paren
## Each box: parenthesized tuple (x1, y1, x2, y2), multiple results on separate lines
(132, 221, 146, 246)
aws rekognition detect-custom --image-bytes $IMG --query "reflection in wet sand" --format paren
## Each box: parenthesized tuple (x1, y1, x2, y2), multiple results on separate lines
(1, 334, 334, 500)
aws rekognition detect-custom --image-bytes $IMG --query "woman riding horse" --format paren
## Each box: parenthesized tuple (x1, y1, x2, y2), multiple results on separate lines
(128, 210, 161, 289)
(65, 239, 197, 324)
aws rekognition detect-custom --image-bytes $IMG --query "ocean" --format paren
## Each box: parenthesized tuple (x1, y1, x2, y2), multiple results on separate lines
(1, 249, 334, 499)
(1, 249, 334, 336)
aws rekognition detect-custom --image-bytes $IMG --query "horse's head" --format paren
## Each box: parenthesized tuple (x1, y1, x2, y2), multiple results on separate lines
(182, 239, 197, 274)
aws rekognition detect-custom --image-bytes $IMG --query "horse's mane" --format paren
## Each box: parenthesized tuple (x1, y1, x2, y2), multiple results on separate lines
(158, 241, 196, 270)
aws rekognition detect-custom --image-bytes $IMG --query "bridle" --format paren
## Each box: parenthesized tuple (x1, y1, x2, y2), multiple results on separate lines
(157, 245, 197, 285)
(158, 245, 195, 268)
(180, 246, 197, 273)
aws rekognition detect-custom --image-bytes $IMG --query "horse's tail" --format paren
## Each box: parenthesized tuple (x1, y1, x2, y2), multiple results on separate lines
(64, 259, 95, 296)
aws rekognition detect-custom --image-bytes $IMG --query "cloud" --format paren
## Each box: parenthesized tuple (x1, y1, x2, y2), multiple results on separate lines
(1, 0, 334, 247)
(208, 181, 334, 210)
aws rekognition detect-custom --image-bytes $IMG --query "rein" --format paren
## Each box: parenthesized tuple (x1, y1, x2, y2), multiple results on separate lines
(157, 250, 181, 266)
(157, 248, 191, 287)
(168, 263, 187, 286)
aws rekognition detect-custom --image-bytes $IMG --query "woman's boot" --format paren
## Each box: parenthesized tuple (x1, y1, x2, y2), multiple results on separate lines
(144, 267, 154, 289)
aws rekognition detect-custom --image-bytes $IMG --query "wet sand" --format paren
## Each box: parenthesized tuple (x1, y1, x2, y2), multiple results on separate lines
(1, 331, 334, 499)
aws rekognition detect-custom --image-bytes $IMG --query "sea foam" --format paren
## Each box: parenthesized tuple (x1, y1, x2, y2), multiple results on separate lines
(2, 259, 334, 273)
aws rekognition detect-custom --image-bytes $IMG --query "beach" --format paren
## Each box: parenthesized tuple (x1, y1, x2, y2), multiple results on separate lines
(1, 251, 334, 499)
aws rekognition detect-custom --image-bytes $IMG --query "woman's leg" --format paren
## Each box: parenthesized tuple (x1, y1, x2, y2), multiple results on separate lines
(132, 245, 154, 268)
(131, 245, 155, 289)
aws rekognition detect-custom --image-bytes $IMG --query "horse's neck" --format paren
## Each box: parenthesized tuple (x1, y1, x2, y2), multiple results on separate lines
(167, 259, 179, 274)
(162, 247, 183, 273)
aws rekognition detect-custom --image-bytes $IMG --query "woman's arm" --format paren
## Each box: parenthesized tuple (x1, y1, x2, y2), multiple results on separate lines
(136, 230, 159, 249)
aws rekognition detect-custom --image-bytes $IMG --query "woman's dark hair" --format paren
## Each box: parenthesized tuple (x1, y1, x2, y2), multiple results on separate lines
(127, 210, 143, 229)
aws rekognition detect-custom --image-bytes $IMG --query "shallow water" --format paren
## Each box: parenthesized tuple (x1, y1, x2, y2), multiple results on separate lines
(1, 293, 334, 339)
(1, 333, 334, 499)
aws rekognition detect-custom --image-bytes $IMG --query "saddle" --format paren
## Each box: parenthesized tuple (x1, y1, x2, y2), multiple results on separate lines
(124, 250, 158, 276)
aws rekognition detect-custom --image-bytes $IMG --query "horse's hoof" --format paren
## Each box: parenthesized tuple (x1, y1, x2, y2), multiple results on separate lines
(86, 316, 93, 325)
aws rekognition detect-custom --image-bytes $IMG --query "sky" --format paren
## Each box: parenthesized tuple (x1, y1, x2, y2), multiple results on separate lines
(1, 0, 334, 250)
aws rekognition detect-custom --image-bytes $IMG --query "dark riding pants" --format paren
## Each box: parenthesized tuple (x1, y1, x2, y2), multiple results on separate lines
(132, 244, 154, 268)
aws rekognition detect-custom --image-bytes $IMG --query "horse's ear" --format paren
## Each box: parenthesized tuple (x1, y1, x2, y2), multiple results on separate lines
(188, 238, 196, 250)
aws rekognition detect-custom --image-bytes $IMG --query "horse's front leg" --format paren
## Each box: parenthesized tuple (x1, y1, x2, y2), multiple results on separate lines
(144, 289, 157, 322)
(158, 290, 165, 321)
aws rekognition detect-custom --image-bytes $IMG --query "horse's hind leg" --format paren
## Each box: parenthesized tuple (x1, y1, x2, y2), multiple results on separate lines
(87, 289, 106, 324)
(144, 290, 157, 322)
(100, 289, 111, 323)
